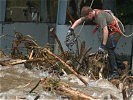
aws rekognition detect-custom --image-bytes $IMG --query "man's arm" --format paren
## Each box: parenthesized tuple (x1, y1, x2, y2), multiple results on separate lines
(98, 26, 109, 53)
(102, 26, 109, 45)
(71, 17, 85, 29)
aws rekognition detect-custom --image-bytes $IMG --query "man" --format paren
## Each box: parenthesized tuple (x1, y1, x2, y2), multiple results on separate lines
(66, 6, 124, 80)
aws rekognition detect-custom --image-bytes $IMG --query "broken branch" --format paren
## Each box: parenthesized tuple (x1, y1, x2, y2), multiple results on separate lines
(44, 48, 88, 86)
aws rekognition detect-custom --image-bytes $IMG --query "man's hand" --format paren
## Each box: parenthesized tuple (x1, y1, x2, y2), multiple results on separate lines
(65, 28, 74, 47)
(98, 44, 106, 54)
(66, 28, 74, 37)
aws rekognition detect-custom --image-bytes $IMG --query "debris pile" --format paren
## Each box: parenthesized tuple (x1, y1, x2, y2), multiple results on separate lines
(0, 30, 132, 100)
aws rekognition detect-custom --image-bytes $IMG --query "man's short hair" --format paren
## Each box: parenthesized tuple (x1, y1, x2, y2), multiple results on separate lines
(81, 6, 93, 17)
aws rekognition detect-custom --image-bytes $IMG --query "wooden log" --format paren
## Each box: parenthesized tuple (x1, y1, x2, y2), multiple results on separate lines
(44, 49, 88, 86)
(10, 60, 27, 65)
(79, 41, 85, 58)
(29, 79, 41, 93)
(42, 77, 98, 100)
(58, 86, 98, 100)
(29, 50, 34, 59)
(10, 58, 42, 65)
(0, 61, 11, 66)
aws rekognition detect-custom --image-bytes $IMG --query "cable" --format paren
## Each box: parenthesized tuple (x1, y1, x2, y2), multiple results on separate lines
(112, 13, 133, 38)
(90, 0, 94, 8)
(78, 21, 85, 36)
(117, 19, 133, 37)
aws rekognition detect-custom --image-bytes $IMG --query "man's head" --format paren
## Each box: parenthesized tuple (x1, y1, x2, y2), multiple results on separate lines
(81, 6, 94, 20)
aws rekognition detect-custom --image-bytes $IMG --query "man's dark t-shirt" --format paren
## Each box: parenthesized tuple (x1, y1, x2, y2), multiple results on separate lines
(93, 11, 114, 29)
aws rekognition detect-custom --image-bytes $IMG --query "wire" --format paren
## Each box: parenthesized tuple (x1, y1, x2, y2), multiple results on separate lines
(113, 14, 133, 38)
(117, 19, 133, 37)
(78, 21, 85, 35)
(90, 0, 94, 8)
(121, 32, 133, 38)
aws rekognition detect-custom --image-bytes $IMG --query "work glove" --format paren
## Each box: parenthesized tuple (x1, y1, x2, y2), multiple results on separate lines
(65, 28, 74, 47)
(67, 28, 74, 36)
(98, 44, 106, 54)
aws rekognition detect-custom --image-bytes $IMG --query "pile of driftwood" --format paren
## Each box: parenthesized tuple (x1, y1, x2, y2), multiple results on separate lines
(0, 30, 132, 99)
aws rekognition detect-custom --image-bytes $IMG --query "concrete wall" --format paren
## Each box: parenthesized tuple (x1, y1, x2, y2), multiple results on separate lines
(0, 0, 6, 21)
(0, 23, 50, 54)
(55, 25, 133, 56)
(0, 23, 132, 57)
(0, 24, 2, 47)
